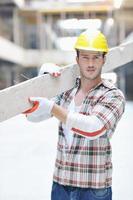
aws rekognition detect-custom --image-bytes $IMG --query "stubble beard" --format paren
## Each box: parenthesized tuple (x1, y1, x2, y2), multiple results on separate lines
(80, 68, 102, 81)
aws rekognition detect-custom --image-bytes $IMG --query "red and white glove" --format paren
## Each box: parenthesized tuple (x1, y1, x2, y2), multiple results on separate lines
(23, 97, 55, 122)
(38, 63, 61, 77)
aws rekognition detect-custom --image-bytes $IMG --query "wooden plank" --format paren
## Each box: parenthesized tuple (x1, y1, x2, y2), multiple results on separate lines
(102, 41, 133, 72)
(0, 64, 79, 122)
(0, 41, 133, 122)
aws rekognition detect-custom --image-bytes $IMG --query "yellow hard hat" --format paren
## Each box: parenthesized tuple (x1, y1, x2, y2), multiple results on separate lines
(74, 29, 109, 53)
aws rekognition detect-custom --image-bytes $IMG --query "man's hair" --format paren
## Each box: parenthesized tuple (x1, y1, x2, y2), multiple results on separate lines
(76, 50, 106, 58)
(76, 50, 80, 57)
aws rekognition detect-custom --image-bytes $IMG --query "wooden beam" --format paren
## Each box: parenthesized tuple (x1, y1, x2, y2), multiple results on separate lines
(0, 41, 133, 122)
(20, 4, 112, 15)
(0, 64, 79, 122)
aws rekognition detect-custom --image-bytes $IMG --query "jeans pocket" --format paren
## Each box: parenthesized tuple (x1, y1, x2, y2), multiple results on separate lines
(51, 182, 69, 200)
(52, 182, 58, 191)
(90, 188, 111, 199)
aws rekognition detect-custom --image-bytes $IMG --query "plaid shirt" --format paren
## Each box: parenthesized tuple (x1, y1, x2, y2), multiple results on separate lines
(53, 78, 125, 188)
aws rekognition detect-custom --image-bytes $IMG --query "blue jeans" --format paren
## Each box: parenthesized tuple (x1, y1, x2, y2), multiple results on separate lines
(51, 182, 112, 200)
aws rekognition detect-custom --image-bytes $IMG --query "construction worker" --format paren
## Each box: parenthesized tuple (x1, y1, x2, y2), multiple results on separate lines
(24, 29, 125, 200)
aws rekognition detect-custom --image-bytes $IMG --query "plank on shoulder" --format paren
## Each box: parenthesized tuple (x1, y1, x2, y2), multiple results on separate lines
(0, 64, 78, 122)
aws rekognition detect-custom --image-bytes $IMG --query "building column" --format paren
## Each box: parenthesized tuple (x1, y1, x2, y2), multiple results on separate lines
(13, 8, 21, 45)
(36, 11, 44, 49)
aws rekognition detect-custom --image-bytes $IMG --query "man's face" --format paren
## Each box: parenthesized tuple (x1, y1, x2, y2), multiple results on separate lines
(76, 50, 105, 81)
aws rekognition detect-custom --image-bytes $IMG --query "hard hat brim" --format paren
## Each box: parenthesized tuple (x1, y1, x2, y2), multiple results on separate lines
(75, 46, 109, 53)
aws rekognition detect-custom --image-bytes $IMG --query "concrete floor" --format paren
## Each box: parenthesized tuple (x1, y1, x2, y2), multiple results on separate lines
(0, 101, 132, 200)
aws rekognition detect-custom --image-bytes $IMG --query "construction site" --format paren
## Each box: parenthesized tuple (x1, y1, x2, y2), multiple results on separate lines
(0, 0, 133, 200)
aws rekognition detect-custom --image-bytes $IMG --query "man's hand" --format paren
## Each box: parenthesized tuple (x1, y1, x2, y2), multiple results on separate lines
(23, 97, 55, 122)
(38, 63, 61, 77)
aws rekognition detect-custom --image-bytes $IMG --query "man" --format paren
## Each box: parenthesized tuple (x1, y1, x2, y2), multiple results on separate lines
(24, 30, 125, 200)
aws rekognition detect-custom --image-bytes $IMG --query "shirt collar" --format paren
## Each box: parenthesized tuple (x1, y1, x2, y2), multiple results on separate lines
(74, 77, 116, 90)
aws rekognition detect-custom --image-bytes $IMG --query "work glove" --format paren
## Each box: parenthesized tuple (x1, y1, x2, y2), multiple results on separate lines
(23, 97, 55, 122)
(38, 63, 61, 77)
